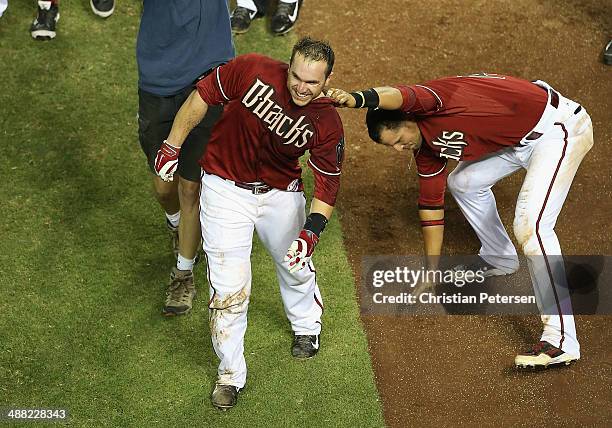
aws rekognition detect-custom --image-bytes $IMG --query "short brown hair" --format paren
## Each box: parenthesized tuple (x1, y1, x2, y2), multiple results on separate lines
(290, 37, 335, 77)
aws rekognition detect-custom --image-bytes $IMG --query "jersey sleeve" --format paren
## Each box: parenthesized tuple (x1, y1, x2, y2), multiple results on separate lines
(196, 54, 258, 105)
(415, 145, 447, 208)
(394, 84, 444, 115)
(307, 119, 345, 206)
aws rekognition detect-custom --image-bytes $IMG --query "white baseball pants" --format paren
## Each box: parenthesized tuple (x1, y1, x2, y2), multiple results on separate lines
(448, 82, 593, 356)
(201, 173, 323, 388)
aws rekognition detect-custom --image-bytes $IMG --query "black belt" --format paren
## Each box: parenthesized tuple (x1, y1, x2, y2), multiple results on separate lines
(233, 181, 272, 195)
(525, 86, 581, 141)
(194, 64, 223, 84)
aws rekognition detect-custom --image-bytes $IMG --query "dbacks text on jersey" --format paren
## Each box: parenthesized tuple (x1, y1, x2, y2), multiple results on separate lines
(431, 131, 467, 161)
(242, 78, 315, 148)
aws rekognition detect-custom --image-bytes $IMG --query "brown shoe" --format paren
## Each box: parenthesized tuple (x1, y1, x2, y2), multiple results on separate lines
(211, 383, 240, 410)
(162, 267, 195, 316)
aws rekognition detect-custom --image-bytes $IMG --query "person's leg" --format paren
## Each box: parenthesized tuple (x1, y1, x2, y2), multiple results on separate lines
(31, 0, 60, 40)
(201, 174, 256, 396)
(138, 88, 181, 233)
(255, 190, 323, 357)
(513, 107, 593, 364)
(175, 102, 223, 265)
(162, 93, 223, 316)
(447, 150, 523, 273)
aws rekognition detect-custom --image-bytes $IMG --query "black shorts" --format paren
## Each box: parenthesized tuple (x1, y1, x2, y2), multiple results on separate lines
(138, 86, 222, 182)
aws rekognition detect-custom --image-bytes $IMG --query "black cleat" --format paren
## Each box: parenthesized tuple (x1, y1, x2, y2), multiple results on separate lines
(31, 1, 59, 40)
(604, 40, 612, 65)
(291, 334, 319, 359)
(230, 6, 257, 34)
(211, 384, 240, 410)
(271, 0, 302, 36)
(90, 0, 114, 18)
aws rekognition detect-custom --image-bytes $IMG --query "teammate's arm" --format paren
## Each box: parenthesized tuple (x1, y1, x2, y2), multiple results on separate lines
(166, 90, 209, 148)
(154, 90, 210, 181)
(327, 87, 403, 110)
(419, 208, 444, 270)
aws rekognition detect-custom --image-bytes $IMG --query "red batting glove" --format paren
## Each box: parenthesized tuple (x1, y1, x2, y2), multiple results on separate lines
(154, 140, 180, 182)
(284, 229, 319, 274)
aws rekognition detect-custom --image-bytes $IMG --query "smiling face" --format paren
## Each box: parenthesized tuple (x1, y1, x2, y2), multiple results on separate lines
(287, 53, 331, 107)
(378, 121, 423, 152)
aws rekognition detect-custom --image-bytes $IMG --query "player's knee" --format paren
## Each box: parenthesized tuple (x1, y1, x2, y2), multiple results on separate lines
(513, 214, 539, 255)
(178, 178, 200, 206)
(447, 169, 470, 195)
(154, 186, 177, 206)
(209, 286, 250, 312)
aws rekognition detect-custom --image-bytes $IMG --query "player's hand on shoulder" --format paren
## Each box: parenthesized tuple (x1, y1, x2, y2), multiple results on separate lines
(284, 229, 320, 274)
(326, 88, 356, 108)
(154, 140, 181, 182)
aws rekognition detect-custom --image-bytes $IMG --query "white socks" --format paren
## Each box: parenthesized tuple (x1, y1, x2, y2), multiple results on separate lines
(177, 254, 196, 272)
(165, 211, 180, 229)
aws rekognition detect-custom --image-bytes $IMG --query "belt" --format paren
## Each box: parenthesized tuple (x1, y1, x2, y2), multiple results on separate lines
(194, 65, 223, 84)
(525, 87, 581, 141)
(233, 181, 272, 195)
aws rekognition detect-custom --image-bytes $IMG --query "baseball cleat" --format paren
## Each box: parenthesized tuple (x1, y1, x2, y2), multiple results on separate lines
(271, 0, 302, 36)
(90, 0, 114, 18)
(211, 384, 240, 410)
(291, 334, 320, 359)
(452, 256, 517, 278)
(230, 6, 257, 34)
(604, 40, 612, 65)
(514, 341, 579, 368)
(31, 1, 59, 40)
(162, 267, 196, 316)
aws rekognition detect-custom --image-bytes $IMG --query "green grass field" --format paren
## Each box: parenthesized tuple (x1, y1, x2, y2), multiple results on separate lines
(0, 2, 384, 426)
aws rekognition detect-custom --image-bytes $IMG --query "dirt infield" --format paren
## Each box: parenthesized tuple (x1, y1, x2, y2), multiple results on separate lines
(299, 0, 612, 426)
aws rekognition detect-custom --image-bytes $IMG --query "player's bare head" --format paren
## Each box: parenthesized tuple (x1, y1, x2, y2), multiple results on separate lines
(288, 37, 334, 107)
(366, 108, 421, 152)
(290, 37, 335, 78)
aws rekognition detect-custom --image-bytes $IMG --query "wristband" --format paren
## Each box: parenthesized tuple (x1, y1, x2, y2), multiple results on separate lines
(304, 213, 328, 237)
(349, 88, 379, 108)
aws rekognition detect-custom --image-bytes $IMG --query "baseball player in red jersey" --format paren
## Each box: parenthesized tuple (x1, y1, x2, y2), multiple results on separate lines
(154, 37, 344, 410)
(330, 73, 593, 369)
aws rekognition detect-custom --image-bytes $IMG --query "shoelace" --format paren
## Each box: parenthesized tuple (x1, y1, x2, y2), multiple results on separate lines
(232, 6, 253, 20)
(167, 274, 191, 301)
(275, 2, 297, 18)
(36, 6, 51, 24)
(294, 335, 313, 347)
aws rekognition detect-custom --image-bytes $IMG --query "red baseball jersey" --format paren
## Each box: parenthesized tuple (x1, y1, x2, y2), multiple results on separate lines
(394, 73, 548, 207)
(196, 53, 345, 206)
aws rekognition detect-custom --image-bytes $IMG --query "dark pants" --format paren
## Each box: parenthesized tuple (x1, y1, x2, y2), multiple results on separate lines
(138, 86, 222, 182)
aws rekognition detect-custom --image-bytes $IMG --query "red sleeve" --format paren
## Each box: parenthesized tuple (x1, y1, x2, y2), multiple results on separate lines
(196, 54, 258, 105)
(308, 122, 345, 206)
(415, 146, 447, 208)
(394, 84, 443, 115)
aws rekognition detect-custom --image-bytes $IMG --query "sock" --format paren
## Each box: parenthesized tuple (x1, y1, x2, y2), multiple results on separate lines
(177, 254, 196, 272)
(165, 211, 180, 229)
(280, 0, 298, 4)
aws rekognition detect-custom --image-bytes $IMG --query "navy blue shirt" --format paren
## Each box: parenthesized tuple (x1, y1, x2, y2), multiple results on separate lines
(137, 0, 235, 96)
